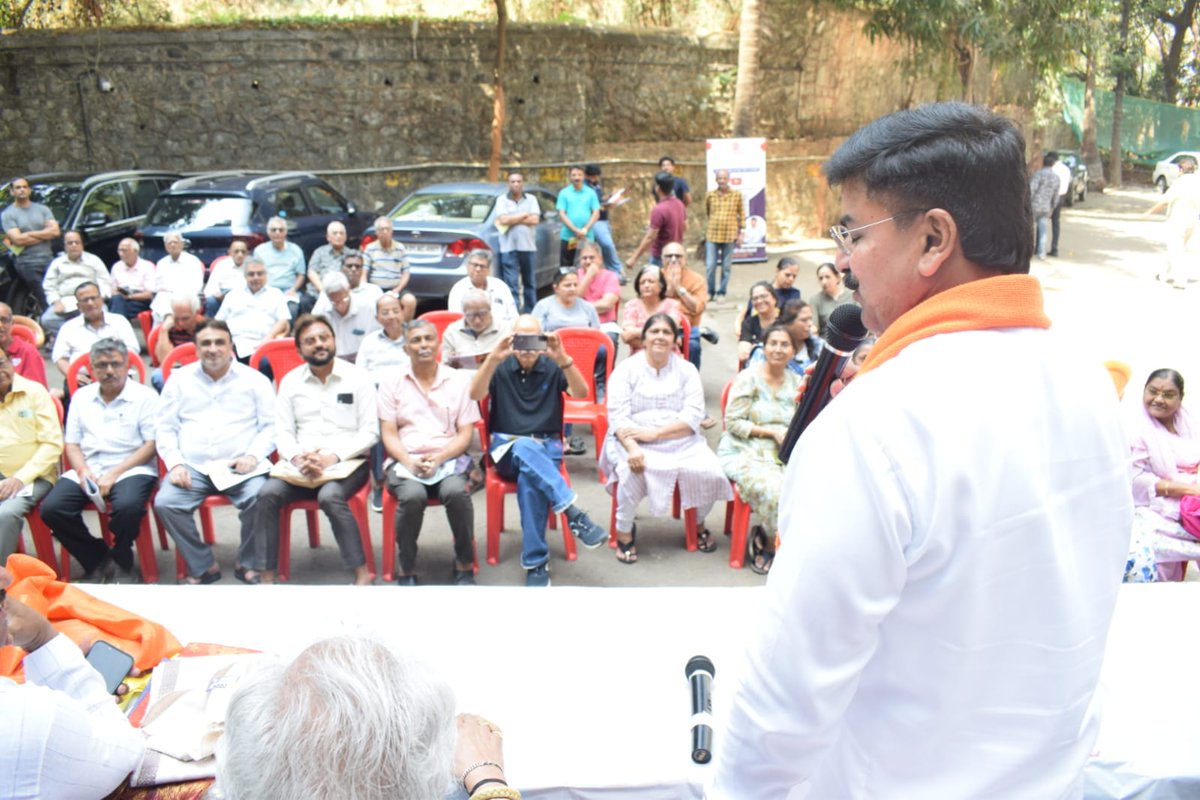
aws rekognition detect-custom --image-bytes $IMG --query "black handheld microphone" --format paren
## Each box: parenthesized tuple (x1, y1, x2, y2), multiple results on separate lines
(685, 655, 715, 764)
(778, 303, 868, 463)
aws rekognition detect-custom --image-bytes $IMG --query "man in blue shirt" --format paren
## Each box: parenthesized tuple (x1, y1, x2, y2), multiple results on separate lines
(252, 216, 306, 319)
(555, 166, 600, 269)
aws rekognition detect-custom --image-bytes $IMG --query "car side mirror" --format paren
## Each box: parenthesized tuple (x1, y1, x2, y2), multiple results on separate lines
(346, 203, 356, 215)
(543, 210, 557, 221)
(80, 211, 109, 229)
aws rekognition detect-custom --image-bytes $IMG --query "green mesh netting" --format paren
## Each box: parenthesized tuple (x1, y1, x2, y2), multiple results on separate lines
(1060, 77, 1200, 166)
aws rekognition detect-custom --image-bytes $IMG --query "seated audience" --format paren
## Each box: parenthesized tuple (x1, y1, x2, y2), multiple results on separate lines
(574, 241, 620, 334)
(378, 319, 480, 585)
(733, 255, 801, 334)
(364, 215, 417, 321)
(41, 231, 112, 337)
(718, 325, 802, 575)
(253, 216, 306, 318)
(50, 282, 140, 392)
(305, 221, 358, 313)
(150, 231, 204, 321)
(532, 268, 600, 456)
(1125, 368, 1200, 581)
(441, 289, 511, 370)
(744, 300, 824, 375)
(314, 271, 378, 362)
(469, 316, 609, 586)
(151, 294, 202, 390)
(312, 252, 383, 317)
(108, 237, 155, 320)
(0, 301, 47, 387)
(214, 257, 291, 362)
(1, 567, 144, 800)
(203, 241, 249, 317)
(810, 261, 856, 338)
(447, 248, 518, 327)
(659, 242, 710, 369)
(620, 265, 682, 355)
(154, 319, 276, 584)
(599, 313, 731, 563)
(356, 294, 410, 513)
(737, 280, 781, 363)
(251, 316, 377, 585)
(41, 338, 157, 583)
(215, 636, 516, 800)
(0, 350, 62, 560)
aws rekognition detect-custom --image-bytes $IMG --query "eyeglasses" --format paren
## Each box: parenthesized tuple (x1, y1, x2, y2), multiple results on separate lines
(663, 253, 684, 261)
(468, 262, 490, 271)
(268, 227, 286, 233)
(463, 310, 489, 320)
(829, 209, 928, 256)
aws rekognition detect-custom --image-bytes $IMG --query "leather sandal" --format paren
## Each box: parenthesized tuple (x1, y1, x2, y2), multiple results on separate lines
(616, 524, 638, 564)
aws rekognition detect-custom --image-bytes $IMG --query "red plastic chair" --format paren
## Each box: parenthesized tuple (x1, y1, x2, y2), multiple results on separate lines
(160, 343, 198, 383)
(381, 486, 479, 583)
(555, 327, 614, 473)
(66, 352, 148, 396)
(10, 324, 36, 346)
(607, 481, 699, 552)
(12, 316, 45, 348)
(276, 480, 376, 582)
(250, 339, 305, 390)
(146, 325, 163, 367)
(719, 379, 754, 569)
(678, 316, 692, 361)
(136, 310, 153, 342)
(479, 403, 576, 566)
(418, 309, 463, 346)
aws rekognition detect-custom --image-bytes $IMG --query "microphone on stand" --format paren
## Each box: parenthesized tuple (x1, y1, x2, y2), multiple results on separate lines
(685, 655, 716, 764)
(778, 303, 869, 464)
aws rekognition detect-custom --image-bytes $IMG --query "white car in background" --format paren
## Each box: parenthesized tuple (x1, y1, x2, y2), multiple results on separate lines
(1152, 151, 1200, 193)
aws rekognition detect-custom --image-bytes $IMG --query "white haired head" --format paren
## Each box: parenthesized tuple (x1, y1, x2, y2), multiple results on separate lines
(323, 271, 350, 295)
(216, 636, 456, 799)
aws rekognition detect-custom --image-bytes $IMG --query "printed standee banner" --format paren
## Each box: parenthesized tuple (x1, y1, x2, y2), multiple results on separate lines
(705, 137, 768, 262)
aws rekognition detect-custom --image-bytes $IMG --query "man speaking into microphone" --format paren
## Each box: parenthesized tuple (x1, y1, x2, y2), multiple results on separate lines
(710, 103, 1131, 798)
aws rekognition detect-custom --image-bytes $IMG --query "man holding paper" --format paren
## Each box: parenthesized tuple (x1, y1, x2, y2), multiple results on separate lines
(154, 319, 276, 585)
(40, 338, 158, 583)
(251, 315, 378, 585)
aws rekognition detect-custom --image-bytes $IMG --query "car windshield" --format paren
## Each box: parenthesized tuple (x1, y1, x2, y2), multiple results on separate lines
(392, 192, 496, 223)
(0, 180, 82, 222)
(146, 195, 252, 230)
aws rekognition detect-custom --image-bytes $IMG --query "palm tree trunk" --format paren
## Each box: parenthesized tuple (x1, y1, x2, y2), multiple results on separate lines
(732, 0, 761, 137)
(488, 0, 508, 183)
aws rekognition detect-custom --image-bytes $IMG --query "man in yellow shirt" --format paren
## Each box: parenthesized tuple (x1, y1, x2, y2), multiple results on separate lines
(0, 350, 63, 559)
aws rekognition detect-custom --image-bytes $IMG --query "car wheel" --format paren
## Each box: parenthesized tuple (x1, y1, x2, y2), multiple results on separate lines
(1063, 191, 1074, 208)
(1156, 176, 1168, 193)
(5, 277, 43, 320)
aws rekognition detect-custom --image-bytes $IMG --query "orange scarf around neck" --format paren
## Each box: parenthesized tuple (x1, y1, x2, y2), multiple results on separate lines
(857, 274, 1050, 378)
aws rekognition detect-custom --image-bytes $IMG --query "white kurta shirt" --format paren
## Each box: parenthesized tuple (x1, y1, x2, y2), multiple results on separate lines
(710, 327, 1133, 799)
(64, 379, 158, 481)
(50, 312, 140, 365)
(155, 361, 275, 470)
(150, 252, 205, 319)
(447, 276, 518, 326)
(275, 358, 379, 463)
(214, 285, 291, 360)
(0, 634, 144, 799)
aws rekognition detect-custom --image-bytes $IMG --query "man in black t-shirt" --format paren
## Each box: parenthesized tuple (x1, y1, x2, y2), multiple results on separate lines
(469, 316, 609, 587)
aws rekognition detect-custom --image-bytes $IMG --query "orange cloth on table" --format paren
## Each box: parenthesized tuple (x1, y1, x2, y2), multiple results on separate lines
(1, 554, 180, 681)
(856, 274, 1050, 378)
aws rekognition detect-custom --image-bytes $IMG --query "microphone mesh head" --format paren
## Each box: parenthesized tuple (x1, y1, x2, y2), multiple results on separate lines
(826, 303, 868, 352)
(686, 655, 715, 678)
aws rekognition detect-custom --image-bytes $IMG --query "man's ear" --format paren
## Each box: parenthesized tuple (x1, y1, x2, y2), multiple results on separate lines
(916, 209, 957, 278)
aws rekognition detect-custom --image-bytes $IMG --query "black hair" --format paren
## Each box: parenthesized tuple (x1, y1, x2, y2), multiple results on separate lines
(293, 314, 335, 349)
(1146, 368, 1185, 397)
(748, 280, 778, 307)
(776, 256, 802, 272)
(1042, 152, 1059, 167)
(632, 266, 667, 300)
(654, 171, 676, 196)
(823, 101, 1032, 274)
(642, 311, 679, 339)
(815, 262, 839, 278)
(584, 164, 601, 176)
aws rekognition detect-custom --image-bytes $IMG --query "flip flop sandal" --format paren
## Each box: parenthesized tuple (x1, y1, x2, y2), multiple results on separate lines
(616, 524, 638, 564)
(234, 566, 261, 585)
(750, 550, 775, 576)
(183, 568, 222, 585)
(696, 527, 718, 553)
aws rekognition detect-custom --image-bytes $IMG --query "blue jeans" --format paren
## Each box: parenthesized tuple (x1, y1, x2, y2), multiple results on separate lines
(500, 250, 537, 313)
(592, 220, 622, 273)
(493, 435, 574, 570)
(688, 327, 702, 369)
(153, 466, 267, 578)
(705, 240, 736, 297)
(1035, 214, 1050, 257)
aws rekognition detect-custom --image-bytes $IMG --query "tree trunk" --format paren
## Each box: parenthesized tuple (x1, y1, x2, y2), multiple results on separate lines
(487, 0, 508, 183)
(1082, 50, 1106, 191)
(1110, 0, 1132, 187)
(732, 0, 761, 137)
(1157, 0, 1200, 104)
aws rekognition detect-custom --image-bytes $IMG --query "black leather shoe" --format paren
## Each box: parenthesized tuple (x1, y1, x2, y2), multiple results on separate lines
(396, 574, 418, 586)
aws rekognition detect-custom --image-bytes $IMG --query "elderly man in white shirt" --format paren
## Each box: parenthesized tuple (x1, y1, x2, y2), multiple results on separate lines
(250, 316, 379, 585)
(440, 289, 511, 370)
(40, 230, 112, 337)
(154, 319, 276, 585)
(214, 257, 291, 362)
(354, 293, 410, 512)
(150, 231, 204, 321)
(108, 237, 156, 320)
(39, 338, 158, 584)
(202, 240, 249, 317)
(312, 251, 383, 316)
(50, 282, 140, 392)
(311, 272, 378, 362)
(1, 566, 144, 800)
(446, 248, 518, 327)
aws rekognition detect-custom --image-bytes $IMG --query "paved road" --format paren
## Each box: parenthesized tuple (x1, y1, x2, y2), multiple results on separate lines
(43, 184, 1195, 586)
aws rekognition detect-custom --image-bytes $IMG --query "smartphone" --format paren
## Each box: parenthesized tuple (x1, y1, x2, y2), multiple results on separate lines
(512, 333, 548, 351)
(86, 640, 134, 694)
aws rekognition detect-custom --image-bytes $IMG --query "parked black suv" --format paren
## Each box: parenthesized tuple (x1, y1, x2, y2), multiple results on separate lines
(0, 170, 181, 317)
(137, 172, 373, 266)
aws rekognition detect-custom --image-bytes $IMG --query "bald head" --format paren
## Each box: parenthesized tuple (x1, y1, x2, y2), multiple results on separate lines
(513, 314, 541, 335)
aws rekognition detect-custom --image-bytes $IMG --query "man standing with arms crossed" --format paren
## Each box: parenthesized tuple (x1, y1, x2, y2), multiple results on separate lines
(2, 176, 60, 307)
(711, 103, 1132, 798)
(495, 171, 541, 314)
